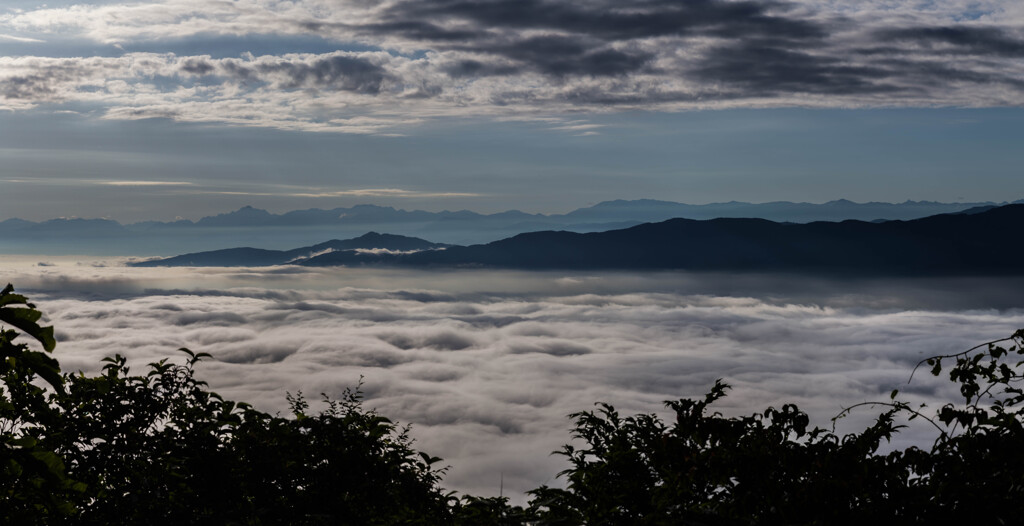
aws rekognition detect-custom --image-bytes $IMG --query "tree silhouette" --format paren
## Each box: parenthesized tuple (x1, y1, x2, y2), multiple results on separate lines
(1, 285, 457, 524)
(4, 282, 1024, 524)
(529, 332, 1024, 524)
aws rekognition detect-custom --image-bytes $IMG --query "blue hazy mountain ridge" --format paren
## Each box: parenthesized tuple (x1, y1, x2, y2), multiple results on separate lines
(0, 217, 124, 235)
(0, 199, 1018, 256)
(151, 199, 1015, 229)
(296, 204, 1024, 275)
(130, 232, 448, 267)
(572, 198, 1024, 224)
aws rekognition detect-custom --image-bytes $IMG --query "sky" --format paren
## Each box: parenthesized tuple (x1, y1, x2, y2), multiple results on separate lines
(2, 0, 1024, 220)
(5, 1, 1024, 509)
(5, 259, 1024, 502)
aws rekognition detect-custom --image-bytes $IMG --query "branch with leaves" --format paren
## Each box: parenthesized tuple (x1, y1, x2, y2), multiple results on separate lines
(5, 282, 1024, 524)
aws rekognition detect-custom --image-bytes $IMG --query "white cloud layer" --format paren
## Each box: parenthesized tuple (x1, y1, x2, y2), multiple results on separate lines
(2, 0, 1024, 132)
(3, 260, 1023, 502)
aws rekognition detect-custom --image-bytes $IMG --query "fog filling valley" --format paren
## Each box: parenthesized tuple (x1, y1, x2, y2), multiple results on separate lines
(4, 257, 1024, 503)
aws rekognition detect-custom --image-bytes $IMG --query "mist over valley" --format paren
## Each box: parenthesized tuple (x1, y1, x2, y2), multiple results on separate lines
(5, 258, 1023, 502)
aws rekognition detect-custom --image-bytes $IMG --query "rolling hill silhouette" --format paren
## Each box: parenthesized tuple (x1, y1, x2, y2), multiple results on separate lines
(130, 232, 448, 267)
(298, 204, 1024, 275)
(135, 205, 1024, 275)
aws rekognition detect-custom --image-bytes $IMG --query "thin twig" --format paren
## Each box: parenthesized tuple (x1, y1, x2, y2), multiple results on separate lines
(833, 401, 946, 436)
(907, 336, 1016, 384)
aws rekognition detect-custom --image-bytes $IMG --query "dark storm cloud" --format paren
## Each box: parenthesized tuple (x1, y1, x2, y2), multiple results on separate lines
(203, 54, 390, 93)
(361, 20, 487, 42)
(1, 73, 59, 99)
(441, 58, 518, 78)
(381, 0, 831, 81)
(480, 35, 654, 77)
(868, 57, 1024, 92)
(254, 55, 389, 93)
(877, 26, 1024, 58)
(386, 0, 824, 41)
(0, 62, 94, 101)
(217, 59, 257, 81)
(179, 57, 215, 75)
(692, 41, 902, 97)
(312, 1, 1024, 106)
(5, 1, 1024, 129)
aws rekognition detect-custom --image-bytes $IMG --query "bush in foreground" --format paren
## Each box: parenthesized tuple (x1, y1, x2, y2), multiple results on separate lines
(4, 283, 1024, 524)
(527, 330, 1024, 524)
(2, 284, 455, 524)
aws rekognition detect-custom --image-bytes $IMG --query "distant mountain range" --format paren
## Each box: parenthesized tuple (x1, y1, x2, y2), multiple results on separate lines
(135, 204, 1024, 276)
(2, 198, 1020, 256)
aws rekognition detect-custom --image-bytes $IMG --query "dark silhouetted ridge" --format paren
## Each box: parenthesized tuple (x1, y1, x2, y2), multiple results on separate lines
(131, 233, 448, 267)
(296, 204, 1024, 276)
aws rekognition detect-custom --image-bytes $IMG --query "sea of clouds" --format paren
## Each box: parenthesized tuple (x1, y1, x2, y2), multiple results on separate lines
(3, 257, 1024, 503)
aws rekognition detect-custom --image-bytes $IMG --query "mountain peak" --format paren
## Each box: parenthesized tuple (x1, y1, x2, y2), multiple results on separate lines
(233, 205, 270, 214)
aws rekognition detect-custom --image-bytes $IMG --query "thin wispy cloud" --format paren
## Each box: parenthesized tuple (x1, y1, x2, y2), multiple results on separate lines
(1, 177, 477, 199)
(211, 187, 481, 198)
(550, 123, 606, 132)
(98, 180, 194, 186)
(1, 1, 1022, 133)
(0, 33, 44, 43)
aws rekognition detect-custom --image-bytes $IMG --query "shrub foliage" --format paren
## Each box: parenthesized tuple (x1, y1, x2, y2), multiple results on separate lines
(1, 285, 452, 524)
(3, 283, 1024, 524)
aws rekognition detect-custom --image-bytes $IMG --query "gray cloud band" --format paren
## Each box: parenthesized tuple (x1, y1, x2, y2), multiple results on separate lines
(2, 0, 1024, 132)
